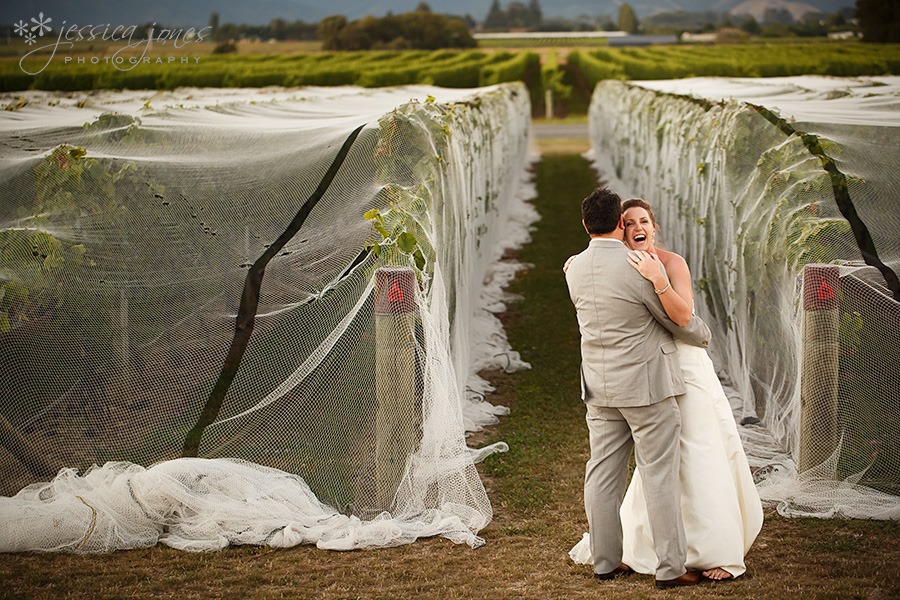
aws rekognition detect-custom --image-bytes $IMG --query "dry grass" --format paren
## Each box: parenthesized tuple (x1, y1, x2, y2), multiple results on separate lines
(532, 137, 590, 155)
(2, 151, 899, 600)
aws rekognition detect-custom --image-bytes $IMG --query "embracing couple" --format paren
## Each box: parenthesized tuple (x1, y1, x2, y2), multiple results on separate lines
(563, 187, 763, 589)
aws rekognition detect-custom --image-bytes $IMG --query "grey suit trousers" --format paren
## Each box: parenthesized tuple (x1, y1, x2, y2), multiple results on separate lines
(585, 399, 687, 581)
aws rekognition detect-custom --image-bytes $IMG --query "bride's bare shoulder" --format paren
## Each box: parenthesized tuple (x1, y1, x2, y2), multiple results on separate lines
(656, 249, 686, 269)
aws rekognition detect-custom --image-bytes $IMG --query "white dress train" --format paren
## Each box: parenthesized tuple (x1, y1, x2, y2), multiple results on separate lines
(569, 340, 763, 577)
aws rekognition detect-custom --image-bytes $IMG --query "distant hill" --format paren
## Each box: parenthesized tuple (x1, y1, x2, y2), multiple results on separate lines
(9, 0, 853, 27)
(729, 0, 824, 21)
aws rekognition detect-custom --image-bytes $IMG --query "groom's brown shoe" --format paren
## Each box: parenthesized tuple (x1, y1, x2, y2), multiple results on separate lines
(595, 564, 634, 581)
(655, 571, 704, 589)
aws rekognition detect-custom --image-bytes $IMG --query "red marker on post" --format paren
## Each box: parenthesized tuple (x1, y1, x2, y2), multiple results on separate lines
(375, 267, 416, 315)
(803, 265, 839, 311)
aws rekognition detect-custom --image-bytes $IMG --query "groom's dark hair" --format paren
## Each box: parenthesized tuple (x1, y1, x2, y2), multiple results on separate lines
(582, 187, 622, 235)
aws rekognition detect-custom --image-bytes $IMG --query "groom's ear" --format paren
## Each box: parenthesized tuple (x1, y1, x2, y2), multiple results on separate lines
(617, 215, 625, 230)
(582, 219, 589, 234)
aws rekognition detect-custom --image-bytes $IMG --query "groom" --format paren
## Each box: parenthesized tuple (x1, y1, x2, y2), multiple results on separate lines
(564, 187, 711, 589)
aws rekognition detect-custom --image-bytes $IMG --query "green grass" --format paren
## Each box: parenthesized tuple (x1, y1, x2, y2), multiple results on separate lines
(481, 153, 597, 517)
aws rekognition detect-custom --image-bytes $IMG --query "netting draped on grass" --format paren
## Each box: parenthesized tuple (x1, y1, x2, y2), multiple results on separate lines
(588, 76, 900, 520)
(0, 83, 537, 552)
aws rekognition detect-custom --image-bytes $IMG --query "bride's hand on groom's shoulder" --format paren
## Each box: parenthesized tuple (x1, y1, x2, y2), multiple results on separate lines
(627, 250, 665, 284)
(563, 255, 576, 273)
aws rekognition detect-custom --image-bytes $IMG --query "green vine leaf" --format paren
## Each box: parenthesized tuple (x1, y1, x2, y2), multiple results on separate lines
(396, 231, 417, 254)
(412, 249, 425, 271)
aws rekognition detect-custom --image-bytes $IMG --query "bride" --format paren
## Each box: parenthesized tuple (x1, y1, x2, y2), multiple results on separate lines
(568, 198, 763, 580)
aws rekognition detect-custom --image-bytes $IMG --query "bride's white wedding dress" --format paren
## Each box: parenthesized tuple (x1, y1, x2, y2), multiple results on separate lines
(569, 340, 763, 577)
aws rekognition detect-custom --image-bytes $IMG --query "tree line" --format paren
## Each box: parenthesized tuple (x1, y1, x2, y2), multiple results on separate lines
(483, 0, 542, 30)
(198, 0, 896, 49)
(317, 4, 475, 51)
(855, 0, 900, 43)
(209, 3, 476, 50)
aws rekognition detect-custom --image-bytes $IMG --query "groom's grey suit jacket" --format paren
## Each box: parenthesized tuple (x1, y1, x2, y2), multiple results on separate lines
(565, 237, 711, 407)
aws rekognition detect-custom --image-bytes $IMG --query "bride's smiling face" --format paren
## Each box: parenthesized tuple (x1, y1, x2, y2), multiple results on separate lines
(624, 207, 656, 252)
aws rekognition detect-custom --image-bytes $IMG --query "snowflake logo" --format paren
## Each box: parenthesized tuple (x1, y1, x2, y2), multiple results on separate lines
(24, 32, 37, 45)
(13, 20, 29, 36)
(30, 12, 52, 36)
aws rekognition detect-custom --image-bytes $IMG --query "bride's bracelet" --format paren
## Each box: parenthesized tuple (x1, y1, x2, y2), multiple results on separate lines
(654, 283, 671, 295)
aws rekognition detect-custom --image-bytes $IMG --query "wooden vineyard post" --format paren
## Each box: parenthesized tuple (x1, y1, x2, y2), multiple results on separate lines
(799, 264, 840, 474)
(373, 267, 421, 512)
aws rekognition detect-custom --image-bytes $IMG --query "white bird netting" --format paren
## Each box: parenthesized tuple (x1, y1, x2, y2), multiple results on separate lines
(0, 83, 538, 552)
(588, 76, 900, 520)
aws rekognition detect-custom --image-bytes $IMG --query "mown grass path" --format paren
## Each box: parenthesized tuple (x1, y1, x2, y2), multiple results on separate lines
(1, 151, 898, 600)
